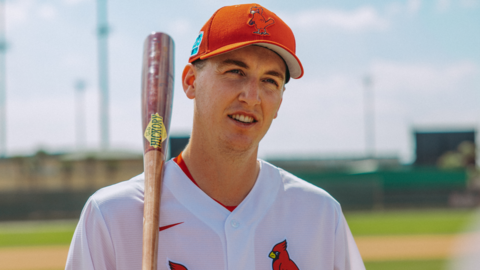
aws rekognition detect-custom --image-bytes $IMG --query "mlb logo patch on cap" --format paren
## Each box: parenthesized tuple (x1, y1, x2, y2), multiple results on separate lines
(190, 32, 204, 56)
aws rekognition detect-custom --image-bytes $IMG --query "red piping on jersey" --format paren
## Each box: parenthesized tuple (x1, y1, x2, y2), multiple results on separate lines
(174, 152, 237, 212)
(159, 222, 183, 231)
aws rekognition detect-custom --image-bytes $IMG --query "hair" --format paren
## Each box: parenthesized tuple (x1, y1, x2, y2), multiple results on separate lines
(192, 58, 208, 71)
(192, 54, 290, 85)
(284, 64, 290, 84)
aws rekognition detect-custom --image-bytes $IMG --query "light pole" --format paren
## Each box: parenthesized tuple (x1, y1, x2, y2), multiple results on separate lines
(0, 0, 6, 158)
(96, 0, 110, 149)
(75, 80, 86, 150)
(363, 75, 375, 158)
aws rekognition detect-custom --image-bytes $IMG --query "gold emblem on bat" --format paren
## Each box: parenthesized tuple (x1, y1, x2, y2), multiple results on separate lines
(144, 113, 167, 148)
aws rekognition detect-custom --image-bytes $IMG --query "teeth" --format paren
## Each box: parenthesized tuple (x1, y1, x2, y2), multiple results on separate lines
(231, 114, 254, 123)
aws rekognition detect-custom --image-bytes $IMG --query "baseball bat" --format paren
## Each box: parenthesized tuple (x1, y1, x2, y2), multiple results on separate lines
(141, 32, 174, 270)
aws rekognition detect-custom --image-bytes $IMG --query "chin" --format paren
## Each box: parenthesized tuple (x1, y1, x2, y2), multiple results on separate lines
(221, 136, 258, 153)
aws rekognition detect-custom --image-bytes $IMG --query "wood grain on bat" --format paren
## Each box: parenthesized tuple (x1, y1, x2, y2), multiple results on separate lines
(141, 32, 174, 270)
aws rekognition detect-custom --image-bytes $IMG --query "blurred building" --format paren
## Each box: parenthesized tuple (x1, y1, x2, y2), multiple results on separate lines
(0, 150, 143, 193)
(0, 135, 192, 194)
(0, 149, 143, 220)
(169, 136, 189, 159)
(0, 135, 192, 221)
(414, 128, 476, 168)
(0, 132, 475, 220)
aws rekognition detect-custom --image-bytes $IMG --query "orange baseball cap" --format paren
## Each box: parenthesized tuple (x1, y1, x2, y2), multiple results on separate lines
(189, 3, 304, 80)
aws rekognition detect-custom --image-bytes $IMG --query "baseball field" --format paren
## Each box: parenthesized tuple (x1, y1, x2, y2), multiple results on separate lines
(0, 209, 476, 270)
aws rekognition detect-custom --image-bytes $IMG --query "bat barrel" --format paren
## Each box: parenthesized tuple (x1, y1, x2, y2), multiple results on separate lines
(141, 32, 174, 154)
(141, 32, 174, 270)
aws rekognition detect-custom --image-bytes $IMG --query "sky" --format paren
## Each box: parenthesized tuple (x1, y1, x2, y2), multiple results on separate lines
(2, 0, 480, 163)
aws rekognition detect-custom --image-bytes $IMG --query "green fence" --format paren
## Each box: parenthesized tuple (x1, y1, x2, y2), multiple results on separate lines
(0, 191, 94, 221)
(293, 167, 468, 210)
(0, 168, 469, 220)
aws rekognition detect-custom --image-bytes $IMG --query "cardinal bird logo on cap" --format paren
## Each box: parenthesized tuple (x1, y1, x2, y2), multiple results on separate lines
(248, 6, 275, 36)
(169, 261, 188, 270)
(269, 240, 299, 270)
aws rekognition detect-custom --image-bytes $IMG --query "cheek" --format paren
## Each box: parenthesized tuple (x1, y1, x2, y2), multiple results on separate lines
(264, 93, 283, 117)
(194, 82, 227, 118)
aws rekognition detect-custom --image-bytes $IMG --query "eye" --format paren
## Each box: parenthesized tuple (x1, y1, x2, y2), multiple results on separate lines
(264, 78, 279, 87)
(227, 69, 244, 76)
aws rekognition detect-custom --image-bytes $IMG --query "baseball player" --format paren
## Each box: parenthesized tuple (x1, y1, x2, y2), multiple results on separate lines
(66, 4, 365, 270)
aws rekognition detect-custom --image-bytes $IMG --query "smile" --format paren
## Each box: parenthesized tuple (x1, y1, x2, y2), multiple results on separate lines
(228, 114, 257, 124)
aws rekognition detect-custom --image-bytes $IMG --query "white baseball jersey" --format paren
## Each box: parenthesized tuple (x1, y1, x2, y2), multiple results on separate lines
(66, 158, 365, 270)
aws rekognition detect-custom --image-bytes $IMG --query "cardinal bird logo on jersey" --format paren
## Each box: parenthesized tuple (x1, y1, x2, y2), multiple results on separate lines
(169, 261, 188, 270)
(247, 6, 275, 36)
(269, 240, 299, 270)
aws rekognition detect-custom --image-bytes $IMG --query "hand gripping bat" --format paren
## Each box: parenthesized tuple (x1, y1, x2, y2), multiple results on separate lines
(141, 32, 174, 270)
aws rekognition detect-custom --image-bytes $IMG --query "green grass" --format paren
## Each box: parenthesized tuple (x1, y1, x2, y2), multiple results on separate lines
(0, 220, 77, 247)
(0, 230, 75, 247)
(364, 259, 447, 270)
(345, 209, 475, 236)
(0, 209, 476, 247)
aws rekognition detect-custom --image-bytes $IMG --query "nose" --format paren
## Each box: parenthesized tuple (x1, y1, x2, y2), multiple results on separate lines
(238, 79, 261, 106)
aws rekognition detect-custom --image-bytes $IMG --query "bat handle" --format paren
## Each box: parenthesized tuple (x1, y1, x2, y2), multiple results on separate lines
(142, 150, 165, 270)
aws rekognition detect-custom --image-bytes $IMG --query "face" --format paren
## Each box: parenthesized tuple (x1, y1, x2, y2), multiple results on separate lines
(182, 45, 286, 153)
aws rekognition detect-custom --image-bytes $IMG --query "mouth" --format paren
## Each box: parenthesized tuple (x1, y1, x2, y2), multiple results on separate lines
(228, 114, 257, 124)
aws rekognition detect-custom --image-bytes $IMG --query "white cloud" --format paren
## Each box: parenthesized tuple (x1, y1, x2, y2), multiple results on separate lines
(38, 4, 57, 20)
(375, 97, 409, 115)
(460, 0, 480, 8)
(5, 84, 103, 154)
(436, 0, 451, 12)
(7, 96, 76, 152)
(271, 60, 479, 161)
(61, 53, 91, 70)
(166, 18, 193, 37)
(5, 0, 33, 30)
(281, 6, 389, 32)
(407, 0, 422, 14)
(5, 1, 59, 30)
(412, 110, 479, 127)
(62, 0, 91, 5)
(385, 2, 403, 16)
(370, 61, 478, 94)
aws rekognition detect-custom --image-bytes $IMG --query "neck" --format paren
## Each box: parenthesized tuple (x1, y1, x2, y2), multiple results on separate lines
(181, 129, 260, 207)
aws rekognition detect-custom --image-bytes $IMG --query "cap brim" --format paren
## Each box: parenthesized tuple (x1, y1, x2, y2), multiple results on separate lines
(199, 40, 304, 79)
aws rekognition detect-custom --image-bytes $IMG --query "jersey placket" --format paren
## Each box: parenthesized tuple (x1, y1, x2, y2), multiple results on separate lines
(223, 161, 280, 270)
(167, 160, 280, 270)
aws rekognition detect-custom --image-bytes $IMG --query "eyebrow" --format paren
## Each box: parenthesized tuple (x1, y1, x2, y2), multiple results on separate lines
(265, 70, 285, 82)
(219, 59, 285, 82)
(219, 59, 249, 69)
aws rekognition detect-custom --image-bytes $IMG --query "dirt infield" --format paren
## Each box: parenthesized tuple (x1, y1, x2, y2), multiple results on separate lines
(356, 234, 457, 261)
(0, 234, 472, 269)
(0, 245, 68, 270)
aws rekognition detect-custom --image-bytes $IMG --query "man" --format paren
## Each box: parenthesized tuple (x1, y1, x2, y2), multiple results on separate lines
(66, 4, 365, 270)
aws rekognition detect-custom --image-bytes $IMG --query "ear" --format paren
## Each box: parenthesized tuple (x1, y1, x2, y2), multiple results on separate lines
(182, 64, 196, 100)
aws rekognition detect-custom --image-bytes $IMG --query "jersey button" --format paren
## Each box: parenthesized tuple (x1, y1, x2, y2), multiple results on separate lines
(230, 219, 239, 228)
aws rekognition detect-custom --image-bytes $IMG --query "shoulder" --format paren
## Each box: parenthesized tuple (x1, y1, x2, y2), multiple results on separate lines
(87, 159, 180, 217)
(91, 173, 144, 204)
(259, 159, 341, 210)
(86, 173, 145, 220)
